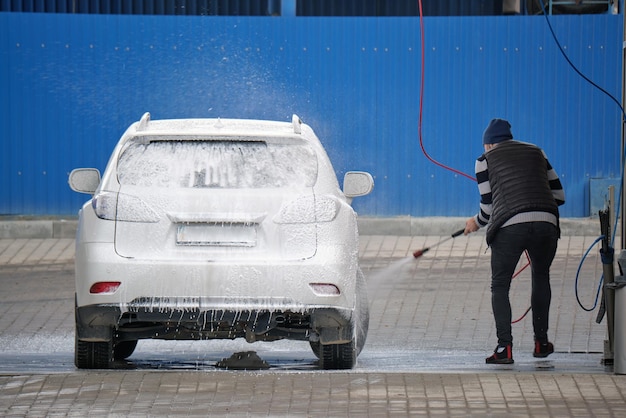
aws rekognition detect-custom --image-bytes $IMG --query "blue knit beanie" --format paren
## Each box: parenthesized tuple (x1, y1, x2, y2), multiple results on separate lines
(483, 118, 513, 144)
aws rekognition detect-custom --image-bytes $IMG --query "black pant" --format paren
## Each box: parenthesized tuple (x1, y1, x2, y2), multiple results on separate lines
(489, 222, 559, 347)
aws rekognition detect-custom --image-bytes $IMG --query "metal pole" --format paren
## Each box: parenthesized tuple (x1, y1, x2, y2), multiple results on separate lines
(610, 186, 616, 237)
(616, 0, 626, 370)
(622, 0, 626, 249)
(614, 278, 626, 373)
(600, 205, 616, 363)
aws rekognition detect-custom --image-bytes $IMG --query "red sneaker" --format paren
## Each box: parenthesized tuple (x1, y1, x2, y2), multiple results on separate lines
(486, 345, 514, 364)
(533, 341, 554, 358)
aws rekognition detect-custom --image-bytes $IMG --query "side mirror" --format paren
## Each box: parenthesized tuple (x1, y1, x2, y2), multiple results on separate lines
(69, 168, 101, 194)
(343, 171, 374, 204)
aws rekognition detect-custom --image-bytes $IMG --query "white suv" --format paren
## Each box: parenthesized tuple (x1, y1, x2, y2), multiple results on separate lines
(69, 113, 374, 370)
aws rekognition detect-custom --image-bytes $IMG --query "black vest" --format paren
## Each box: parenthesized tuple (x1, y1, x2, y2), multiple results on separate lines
(484, 140, 559, 244)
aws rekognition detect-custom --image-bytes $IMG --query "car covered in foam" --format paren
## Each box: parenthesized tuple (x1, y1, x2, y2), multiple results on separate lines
(69, 113, 374, 369)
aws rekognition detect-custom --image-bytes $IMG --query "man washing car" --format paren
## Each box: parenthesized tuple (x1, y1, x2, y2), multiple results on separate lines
(464, 118, 565, 364)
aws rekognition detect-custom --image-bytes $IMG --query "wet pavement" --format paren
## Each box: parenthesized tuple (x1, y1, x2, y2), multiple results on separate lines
(1, 221, 626, 416)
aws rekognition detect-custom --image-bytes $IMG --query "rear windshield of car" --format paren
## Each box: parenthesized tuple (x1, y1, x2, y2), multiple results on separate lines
(116, 139, 318, 189)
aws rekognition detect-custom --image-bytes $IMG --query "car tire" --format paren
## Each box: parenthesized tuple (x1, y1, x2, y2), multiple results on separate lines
(74, 297, 114, 369)
(320, 341, 355, 369)
(113, 340, 138, 360)
(309, 340, 321, 359)
(75, 333, 113, 369)
(317, 269, 369, 370)
(355, 268, 369, 355)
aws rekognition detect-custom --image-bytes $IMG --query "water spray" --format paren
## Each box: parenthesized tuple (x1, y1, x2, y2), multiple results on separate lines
(412, 228, 465, 259)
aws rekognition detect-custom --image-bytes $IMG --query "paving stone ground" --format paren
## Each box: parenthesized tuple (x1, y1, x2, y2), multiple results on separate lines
(1, 230, 625, 416)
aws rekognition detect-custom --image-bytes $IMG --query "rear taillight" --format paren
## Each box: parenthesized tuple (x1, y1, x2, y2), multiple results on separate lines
(89, 281, 121, 294)
(273, 195, 339, 224)
(92, 191, 159, 222)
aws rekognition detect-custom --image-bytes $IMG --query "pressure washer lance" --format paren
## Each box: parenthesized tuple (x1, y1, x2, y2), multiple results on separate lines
(412, 228, 465, 259)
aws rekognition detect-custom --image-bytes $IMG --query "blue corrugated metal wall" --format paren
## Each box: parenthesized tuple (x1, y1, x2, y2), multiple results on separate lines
(0, 13, 622, 217)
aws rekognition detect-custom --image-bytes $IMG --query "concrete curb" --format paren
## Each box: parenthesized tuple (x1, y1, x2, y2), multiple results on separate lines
(0, 219, 78, 239)
(0, 216, 610, 239)
(357, 216, 607, 237)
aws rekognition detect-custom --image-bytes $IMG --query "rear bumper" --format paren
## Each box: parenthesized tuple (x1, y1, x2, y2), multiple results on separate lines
(75, 242, 359, 309)
(76, 300, 354, 345)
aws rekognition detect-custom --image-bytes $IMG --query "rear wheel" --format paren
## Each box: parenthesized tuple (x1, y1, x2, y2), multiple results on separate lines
(75, 334, 113, 369)
(317, 269, 369, 370)
(309, 341, 321, 359)
(320, 341, 356, 370)
(113, 340, 138, 360)
(355, 269, 369, 355)
(75, 300, 114, 369)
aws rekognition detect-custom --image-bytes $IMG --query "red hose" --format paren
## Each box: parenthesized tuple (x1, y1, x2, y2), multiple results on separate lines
(416, 0, 475, 182)
(417, 0, 531, 323)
